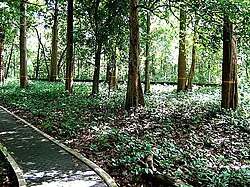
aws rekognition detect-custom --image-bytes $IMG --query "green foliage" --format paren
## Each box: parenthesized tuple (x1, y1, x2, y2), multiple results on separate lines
(2, 0, 249, 85)
(0, 145, 7, 153)
(1, 0, 250, 183)
(2, 81, 249, 185)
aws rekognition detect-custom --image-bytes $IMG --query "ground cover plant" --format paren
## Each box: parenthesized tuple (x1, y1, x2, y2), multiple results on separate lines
(0, 80, 250, 186)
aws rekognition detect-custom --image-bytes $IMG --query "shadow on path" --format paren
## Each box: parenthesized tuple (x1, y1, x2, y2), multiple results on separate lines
(0, 106, 112, 187)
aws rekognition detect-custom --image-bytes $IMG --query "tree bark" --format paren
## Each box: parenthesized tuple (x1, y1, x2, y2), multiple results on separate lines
(20, 0, 28, 88)
(91, 0, 102, 95)
(110, 65, 118, 90)
(0, 28, 4, 83)
(106, 63, 111, 83)
(177, 3, 187, 92)
(221, 15, 238, 111)
(144, 12, 150, 94)
(125, 0, 145, 110)
(108, 49, 118, 92)
(187, 43, 195, 91)
(14, 54, 16, 77)
(51, 0, 59, 81)
(65, 0, 74, 93)
(92, 42, 102, 95)
(187, 19, 197, 91)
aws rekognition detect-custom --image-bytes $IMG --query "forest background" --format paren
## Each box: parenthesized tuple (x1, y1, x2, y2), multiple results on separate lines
(0, 0, 250, 186)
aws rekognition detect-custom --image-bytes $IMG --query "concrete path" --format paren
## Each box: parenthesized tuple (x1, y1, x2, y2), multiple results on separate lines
(0, 106, 117, 187)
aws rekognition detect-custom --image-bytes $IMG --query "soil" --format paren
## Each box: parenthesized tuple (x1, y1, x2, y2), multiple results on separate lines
(0, 151, 19, 187)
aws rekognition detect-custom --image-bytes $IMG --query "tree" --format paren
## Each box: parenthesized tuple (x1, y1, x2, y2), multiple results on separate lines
(144, 12, 150, 93)
(107, 44, 118, 92)
(87, 0, 102, 95)
(221, 14, 238, 110)
(20, 0, 28, 88)
(51, 0, 59, 81)
(92, 0, 126, 95)
(76, 0, 128, 95)
(65, 0, 74, 92)
(5, 39, 15, 79)
(34, 27, 50, 79)
(177, 2, 186, 92)
(0, 27, 4, 83)
(35, 35, 41, 80)
(125, 0, 145, 110)
(187, 18, 198, 91)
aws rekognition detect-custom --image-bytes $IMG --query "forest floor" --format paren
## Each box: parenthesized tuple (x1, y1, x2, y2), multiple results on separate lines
(0, 81, 250, 186)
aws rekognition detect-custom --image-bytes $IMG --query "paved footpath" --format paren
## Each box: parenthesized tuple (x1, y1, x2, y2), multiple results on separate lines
(0, 106, 117, 187)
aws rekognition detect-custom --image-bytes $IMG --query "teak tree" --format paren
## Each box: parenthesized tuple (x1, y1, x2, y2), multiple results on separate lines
(144, 11, 150, 94)
(187, 18, 198, 91)
(221, 14, 238, 110)
(177, 2, 187, 92)
(125, 0, 145, 110)
(0, 27, 4, 83)
(107, 45, 118, 92)
(20, 0, 28, 88)
(91, 0, 102, 95)
(65, 0, 74, 93)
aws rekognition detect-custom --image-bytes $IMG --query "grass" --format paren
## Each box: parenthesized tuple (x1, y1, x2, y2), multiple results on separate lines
(0, 80, 249, 186)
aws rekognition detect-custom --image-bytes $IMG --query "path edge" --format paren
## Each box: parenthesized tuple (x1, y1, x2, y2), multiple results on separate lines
(0, 142, 27, 187)
(0, 106, 118, 187)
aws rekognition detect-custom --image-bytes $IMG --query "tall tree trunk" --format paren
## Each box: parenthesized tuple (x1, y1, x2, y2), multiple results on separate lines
(91, 0, 102, 95)
(20, 0, 28, 88)
(110, 65, 118, 90)
(187, 42, 196, 91)
(106, 63, 111, 82)
(177, 3, 187, 92)
(51, 0, 59, 81)
(187, 19, 197, 91)
(125, 0, 145, 110)
(0, 30, 4, 84)
(0, 28, 4, 83)
(65, 0, 74, 93)
(5, 40, 14, 79)
(77, 59, 80, 79)
(208, 62, 211, 83)
(35, 38, 41, 80)
(144, 12, 150, 93)
(57, 45, 68, 77)
(92, 42, 102, 95)
(14, 54, 16, 77)
(34, 28, 50, 79)
(221, 15, 238, 110)
(151, 59, 156, 77)
(109, 48, 118, 91)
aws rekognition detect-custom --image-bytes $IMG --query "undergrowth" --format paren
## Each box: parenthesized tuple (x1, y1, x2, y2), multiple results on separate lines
(0, 80, 249, 186)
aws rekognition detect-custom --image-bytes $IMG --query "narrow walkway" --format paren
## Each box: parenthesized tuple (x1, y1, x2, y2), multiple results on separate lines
(0, 106, 116, 187)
